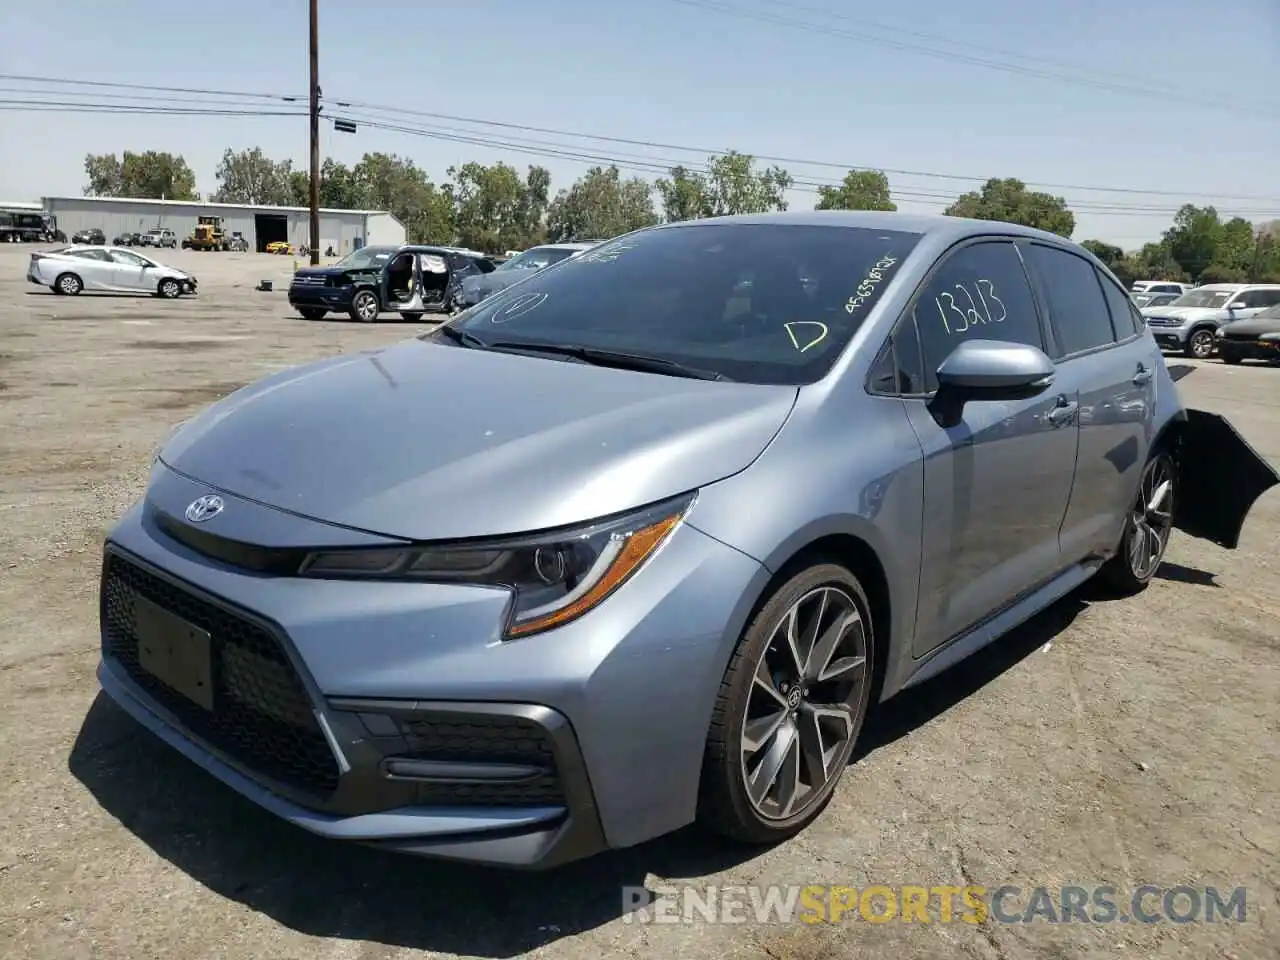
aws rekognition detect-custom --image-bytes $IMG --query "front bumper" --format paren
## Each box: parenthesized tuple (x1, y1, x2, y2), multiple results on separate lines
(96, 476, 766, 866)
(289, 284, 356, 311)
(1147, 325, 1188, 350)
(1218, 338, 1280, 361)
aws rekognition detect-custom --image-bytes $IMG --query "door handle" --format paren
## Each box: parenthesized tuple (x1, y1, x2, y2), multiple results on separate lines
(1047, 396, 1078, 426)
(1132, 365, 1152, 385)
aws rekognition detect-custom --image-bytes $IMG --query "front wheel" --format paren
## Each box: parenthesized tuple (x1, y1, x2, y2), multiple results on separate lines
(1185, 328, 1216, 359)
(157, 278, 181, 299)
(1220, 347, 1243, 365)
(698, 563, 874, 844)
(1097, 451, 1175, 595)
(348, 289, 380, 323)
(399, 312, 424, 322)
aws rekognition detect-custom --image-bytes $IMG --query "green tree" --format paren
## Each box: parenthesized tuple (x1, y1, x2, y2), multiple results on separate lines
(353, 152, 454, 245)
(83, 150, 198, 200)
(211, 147, 296, 205)
(546, 166, 659, 241)
(943, 177, 1074, 237)
(449, 162, 550, 252)
(656, 152, 792, 221)
(815, 170, 896, 211)
(1163, 204, 1223, 280)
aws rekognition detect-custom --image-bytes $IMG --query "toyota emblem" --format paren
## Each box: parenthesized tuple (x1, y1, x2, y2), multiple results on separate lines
(185, 495, 225, 523)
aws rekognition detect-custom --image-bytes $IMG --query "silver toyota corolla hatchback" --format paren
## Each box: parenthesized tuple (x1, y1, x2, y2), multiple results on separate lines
(97, 211, 1277, 869)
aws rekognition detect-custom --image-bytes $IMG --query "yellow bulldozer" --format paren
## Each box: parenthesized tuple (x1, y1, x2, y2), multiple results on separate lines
(184, 215, 230, 251)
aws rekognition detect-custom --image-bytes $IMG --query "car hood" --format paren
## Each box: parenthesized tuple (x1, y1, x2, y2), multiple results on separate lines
(159, 338, 798, 540)
(1141, 306, 1225, 322)
(291, 266, 362, 281)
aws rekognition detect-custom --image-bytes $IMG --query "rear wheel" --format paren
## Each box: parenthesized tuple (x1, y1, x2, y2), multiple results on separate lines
(54, 273, 82, 296)
(299, 308, 327, 321)
(699, 563, 874, 844)
(1185, 328, 1216, 359)
(1097, 451, 1175, 595)
(349, 289, 380, 323)
(1220, 347, 1243, 365)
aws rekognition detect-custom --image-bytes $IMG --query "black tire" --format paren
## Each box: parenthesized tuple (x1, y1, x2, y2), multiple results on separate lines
(1096, 450, 1176, 596)
(54, 272, 82, 296)
(1185, 328, 1216, 359)
(299, 308, 327, 321)
(399, 312, 424, 322)
(157, 278, 182, 299)
(698, 562, 875, 845)
(1221, 348, 1243, 365)
(348, 289, 380, 323)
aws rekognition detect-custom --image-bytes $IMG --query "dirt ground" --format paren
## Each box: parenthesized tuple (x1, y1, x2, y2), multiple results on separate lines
(0, 246, 1275, 960)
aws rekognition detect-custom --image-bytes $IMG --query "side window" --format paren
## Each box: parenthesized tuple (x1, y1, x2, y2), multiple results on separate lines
(1241, 289, 1280, 308)
(109, 250, 148, 266)
(71, 249, 110, 262)
(1097, 270, 1142, 338)
(1024, 244, 1116, 356)
(913, 241, 1043, 392)
(867, 320, 925, 396)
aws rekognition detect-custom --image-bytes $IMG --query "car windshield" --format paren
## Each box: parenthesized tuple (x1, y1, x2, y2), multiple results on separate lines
(496, 246, 578, 272)
(444, 223, 923, 385)
(1132, 293, 1155, 306)
(334, 246, 395, 269)
(1170, 289, 1236, 308)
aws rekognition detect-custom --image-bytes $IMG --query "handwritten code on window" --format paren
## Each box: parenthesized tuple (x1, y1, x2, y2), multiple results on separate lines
(936, 280, 1006, 335)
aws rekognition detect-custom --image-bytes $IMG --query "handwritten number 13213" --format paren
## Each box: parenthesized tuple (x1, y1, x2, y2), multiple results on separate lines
(936, 280, 1006, 335)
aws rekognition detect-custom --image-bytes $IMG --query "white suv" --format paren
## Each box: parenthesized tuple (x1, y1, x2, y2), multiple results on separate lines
(1142, 283, 1280, 358)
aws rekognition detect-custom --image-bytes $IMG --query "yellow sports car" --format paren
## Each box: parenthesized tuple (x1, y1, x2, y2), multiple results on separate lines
(266, 241, 294, 255)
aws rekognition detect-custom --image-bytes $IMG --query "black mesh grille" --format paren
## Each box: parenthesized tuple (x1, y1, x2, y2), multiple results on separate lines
(397, 713, 564, 806)
(101, 553, 340, 800)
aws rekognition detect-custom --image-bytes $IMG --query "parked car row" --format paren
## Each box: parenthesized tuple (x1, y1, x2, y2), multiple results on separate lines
(1140, 283, 1280, 358)
(286, 240, 603, 323)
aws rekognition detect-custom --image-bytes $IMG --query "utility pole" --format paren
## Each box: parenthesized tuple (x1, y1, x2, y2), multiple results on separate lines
(308, 0, 320, 265)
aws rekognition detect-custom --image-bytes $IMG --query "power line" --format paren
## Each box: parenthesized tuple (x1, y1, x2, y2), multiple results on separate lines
(0, 100, 303, 118)
(339, 112, 1280, 219)
(6, 74, 1278, 203)
(0, 73, 302, 101)
(668, 0, 1280, 119)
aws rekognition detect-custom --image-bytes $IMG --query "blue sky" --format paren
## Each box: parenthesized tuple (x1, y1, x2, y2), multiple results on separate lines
(1, 0, 1277, 247)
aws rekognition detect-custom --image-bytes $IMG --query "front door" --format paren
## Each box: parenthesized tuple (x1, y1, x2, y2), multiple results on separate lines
(902, 239, 1080, 656)
(379, 251, 423, 312)
(107, 249, 152, 291)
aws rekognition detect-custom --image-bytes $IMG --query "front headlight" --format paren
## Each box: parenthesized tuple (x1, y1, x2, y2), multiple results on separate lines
(300, 493, 695, 639)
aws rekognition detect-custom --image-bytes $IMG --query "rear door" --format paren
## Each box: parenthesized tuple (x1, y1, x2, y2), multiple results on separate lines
(895, 238, 1080, 656)
(1020, 242, 1156, 563)
(66, 248, 114, 290)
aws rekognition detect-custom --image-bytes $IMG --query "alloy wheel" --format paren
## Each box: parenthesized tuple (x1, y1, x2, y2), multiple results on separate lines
(354, 292, 378, 321)
(58, 274, 81, 295)
(1129, 456, 1174, 579)
(1189, 330, 1214, 359)
(160, 280, 180, 298)
(740, 586, 869, 821)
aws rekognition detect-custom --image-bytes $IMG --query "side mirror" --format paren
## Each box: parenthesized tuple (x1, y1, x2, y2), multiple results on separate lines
(1227, 301, 1247, 310)
(930, 339, 1055, 426)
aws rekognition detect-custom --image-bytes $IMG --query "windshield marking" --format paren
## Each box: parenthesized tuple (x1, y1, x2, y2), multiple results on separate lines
(784, 321, 829, 352)
(844, 254, 900, 314)
(489, 291, 550, 324)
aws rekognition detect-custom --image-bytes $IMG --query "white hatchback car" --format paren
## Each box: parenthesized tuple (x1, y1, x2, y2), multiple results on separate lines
(27, 245, 197, 298)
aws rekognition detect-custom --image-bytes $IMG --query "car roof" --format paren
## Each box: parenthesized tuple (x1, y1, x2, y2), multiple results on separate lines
(529, 242, 597, 251)
(646, 209, 1076, 245)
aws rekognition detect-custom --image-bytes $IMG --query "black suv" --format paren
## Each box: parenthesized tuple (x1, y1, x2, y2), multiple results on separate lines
(71, 228, 106, 245)
(288, 244, 496, 322)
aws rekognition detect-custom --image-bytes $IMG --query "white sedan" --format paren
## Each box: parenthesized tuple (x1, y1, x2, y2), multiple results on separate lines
(27, 245, 197, 297)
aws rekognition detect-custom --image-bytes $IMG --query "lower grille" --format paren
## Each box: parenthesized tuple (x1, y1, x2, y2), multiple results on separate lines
(396, 712, 564, 806)
(101, 553, 340, 800)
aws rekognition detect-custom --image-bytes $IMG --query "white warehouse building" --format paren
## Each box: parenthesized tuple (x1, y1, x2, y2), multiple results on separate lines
(41, 196, 406, 254)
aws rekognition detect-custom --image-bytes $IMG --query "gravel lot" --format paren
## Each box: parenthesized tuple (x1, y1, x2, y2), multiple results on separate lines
(0, 246, 1276, 960)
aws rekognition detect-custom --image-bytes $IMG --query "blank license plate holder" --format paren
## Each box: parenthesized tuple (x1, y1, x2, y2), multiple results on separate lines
(134, 594, 214, 711)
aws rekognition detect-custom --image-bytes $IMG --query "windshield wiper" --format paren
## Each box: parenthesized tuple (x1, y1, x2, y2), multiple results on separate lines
(484, 340, 731, 381)
(436, 325, 490, 349)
